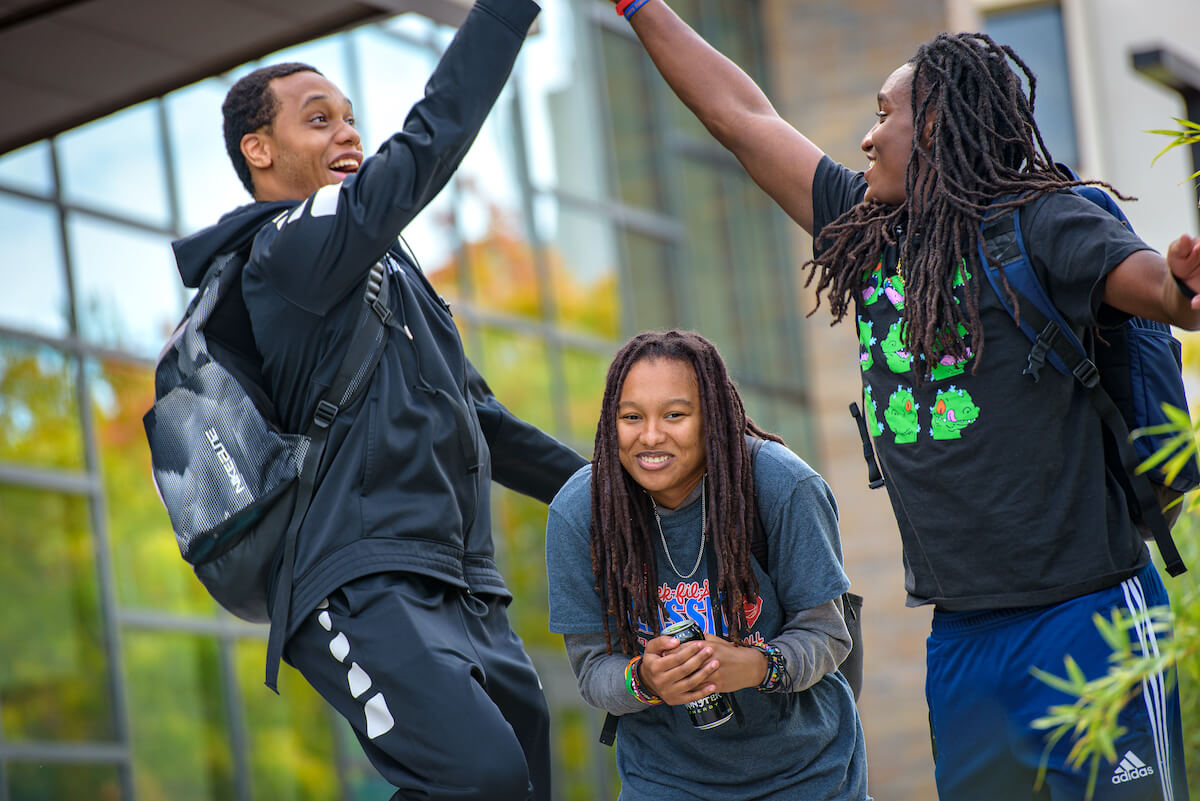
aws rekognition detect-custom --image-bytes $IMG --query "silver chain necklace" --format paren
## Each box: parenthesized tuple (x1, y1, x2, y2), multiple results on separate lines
(651, 481, 706, 580)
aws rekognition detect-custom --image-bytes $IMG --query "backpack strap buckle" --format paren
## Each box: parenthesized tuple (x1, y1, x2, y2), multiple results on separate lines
(1072, 358, 1100, 389)
(370, 298, 393, 325)
(1023, 321, 1060, 382)
(313, 400, 339, 429)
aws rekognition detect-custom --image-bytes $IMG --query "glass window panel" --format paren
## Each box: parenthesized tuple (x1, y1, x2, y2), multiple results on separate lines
(621, 228, 678, 333)
(0, 337, 85, 471)
(455, 154, 543, 322)
(678, 159, 740, 355)
(167, 79, 254, 234)
(0, 141, 53, 196)
(563, 345, 611, 447)
(538, 200, 620, 339)
(985, 4, 1079, 168)
(91, 357, 217, 614)
(68, 214, 183, 359)
(473, 326, 555, 432)
(349, 28, 460, 288)
(599, 28, 665, 210)
(0, 195, 69, 337)
(7, 761, 123, 801)
(490, 487, 556, 649)
(58, 102, 171, 228)
(254, 35, 352, 93)
(123, 630, 234, 801)
(234, 639, 339, 801)
(708, 0, 758, 71)
(0, 485, 115, 742)
(517, 1, 609, 202)
(726, 172, 793, 386)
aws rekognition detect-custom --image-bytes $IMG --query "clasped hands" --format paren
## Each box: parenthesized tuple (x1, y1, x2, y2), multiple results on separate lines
(637, 633, 768, 705)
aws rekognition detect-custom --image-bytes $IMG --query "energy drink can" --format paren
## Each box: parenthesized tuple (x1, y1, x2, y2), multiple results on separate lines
(661, 619, 734, 730)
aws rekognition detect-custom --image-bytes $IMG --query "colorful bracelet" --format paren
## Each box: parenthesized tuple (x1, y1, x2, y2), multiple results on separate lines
(615, 0, 653, 19)
(752, 642, 790, 693)
(625, 656, 663, 704)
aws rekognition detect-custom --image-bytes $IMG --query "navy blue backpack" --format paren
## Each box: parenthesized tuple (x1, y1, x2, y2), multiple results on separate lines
(977, 168, 1199, 576)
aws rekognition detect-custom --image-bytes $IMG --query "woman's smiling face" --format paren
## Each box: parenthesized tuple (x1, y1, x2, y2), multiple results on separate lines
(616, 357, 707, 509)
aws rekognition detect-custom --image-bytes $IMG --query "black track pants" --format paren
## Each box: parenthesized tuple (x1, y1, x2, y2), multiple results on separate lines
(284, 571, 551, 801)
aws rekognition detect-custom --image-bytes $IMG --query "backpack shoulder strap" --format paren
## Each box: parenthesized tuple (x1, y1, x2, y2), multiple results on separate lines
(747, 435, 769, 571)
(978, 196, 1187, 577)
(977, 201, 1095, 384)
(264, 259, 394, 691)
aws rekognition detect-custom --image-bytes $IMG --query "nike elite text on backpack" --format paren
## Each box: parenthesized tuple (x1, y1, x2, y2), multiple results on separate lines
(144, 249, 391, 690)
(977, 172, 1199, 576)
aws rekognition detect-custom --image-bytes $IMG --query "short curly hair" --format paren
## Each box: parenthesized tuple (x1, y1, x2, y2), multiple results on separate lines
(222, 62, 322, 196)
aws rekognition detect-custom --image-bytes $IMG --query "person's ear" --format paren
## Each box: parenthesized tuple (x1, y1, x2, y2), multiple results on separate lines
(241, 132, 273, 170)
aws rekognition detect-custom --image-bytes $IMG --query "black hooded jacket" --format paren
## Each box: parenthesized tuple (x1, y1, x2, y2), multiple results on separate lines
(170, 0, 585, 639)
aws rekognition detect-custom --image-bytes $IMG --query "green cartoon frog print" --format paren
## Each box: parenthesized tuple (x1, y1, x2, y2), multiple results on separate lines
(930, 386, 981, 440)
(885, 386, 920, 443)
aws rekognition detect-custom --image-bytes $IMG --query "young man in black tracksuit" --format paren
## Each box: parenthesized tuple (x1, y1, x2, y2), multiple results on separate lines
(169, 1, 586, 798)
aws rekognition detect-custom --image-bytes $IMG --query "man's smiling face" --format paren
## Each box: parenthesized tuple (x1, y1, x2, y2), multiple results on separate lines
(860, 63, 916, 207)
(244, 71, 363, 202)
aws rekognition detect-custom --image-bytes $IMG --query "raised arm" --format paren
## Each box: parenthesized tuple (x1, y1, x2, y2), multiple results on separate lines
(1103, 234, 1200, 329)
(252, 0, 540, 311)
(619, 0, 826, 232)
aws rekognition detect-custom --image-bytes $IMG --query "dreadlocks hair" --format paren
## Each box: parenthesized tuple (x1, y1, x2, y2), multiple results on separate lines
(801, 32, 1129, 380)
(589, 330, 785, 655)
(222, 62, 322, 196)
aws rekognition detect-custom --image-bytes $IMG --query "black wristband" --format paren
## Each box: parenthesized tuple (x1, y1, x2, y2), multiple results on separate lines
(1174, 274, 1197, 300)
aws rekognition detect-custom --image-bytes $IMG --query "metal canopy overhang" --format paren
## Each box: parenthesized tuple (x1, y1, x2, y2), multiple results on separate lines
(0, 0, 474, 155)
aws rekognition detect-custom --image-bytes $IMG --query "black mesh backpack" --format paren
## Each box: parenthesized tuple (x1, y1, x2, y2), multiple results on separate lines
(143, 250, 391, 690)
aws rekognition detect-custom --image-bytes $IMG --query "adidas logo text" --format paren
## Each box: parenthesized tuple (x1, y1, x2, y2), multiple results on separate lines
(1111, 750, 1154, 785)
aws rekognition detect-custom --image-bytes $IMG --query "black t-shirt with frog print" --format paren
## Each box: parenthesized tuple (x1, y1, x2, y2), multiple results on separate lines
(812, 156, 1153, 611)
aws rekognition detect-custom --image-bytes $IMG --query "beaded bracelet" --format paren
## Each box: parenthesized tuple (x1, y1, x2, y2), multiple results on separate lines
(615, 0, 653, 19)
(625, 656, 663, 704)
(752, 642, 790, 693)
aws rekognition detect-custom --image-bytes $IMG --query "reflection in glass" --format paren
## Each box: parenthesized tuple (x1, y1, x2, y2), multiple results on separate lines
(0, 141, 53, 196)
(457, 89, 525, 249)
(0, 337, 84, 470)
(727, 172, 790, 386)
(679, 159, 740, 357)
(562, 345, 610, 446)
(8, 761, 123, 801)
(167, 79, 254, 234)
(517, 0, 609, 202)
(91, 357, 217, 615)
(350, 28, 459, 282)
(536, 199, 619, 339)
(0, 485, 115, 742)
(68, 214, 182, 359)
(471, 326, 555, 433)
(439, 176, 542, 322)
(599, 29, 664, 210)
(491, 486, 556, 649)
(124, 630, 234, 801)
(58, 102, 172, 228)
(621, 228, 678, 333)
(235, 639, 339, 801)
(0, 195, 69, 337)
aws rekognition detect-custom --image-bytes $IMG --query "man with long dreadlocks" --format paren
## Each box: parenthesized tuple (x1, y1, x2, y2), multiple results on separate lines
(545, 330, 868, 800)
(604, 1, 1200, 800)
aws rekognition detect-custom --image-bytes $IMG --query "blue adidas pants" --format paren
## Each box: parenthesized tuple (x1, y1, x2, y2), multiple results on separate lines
(284, 572, 551, 801)
(926, 561, 1188, 800)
